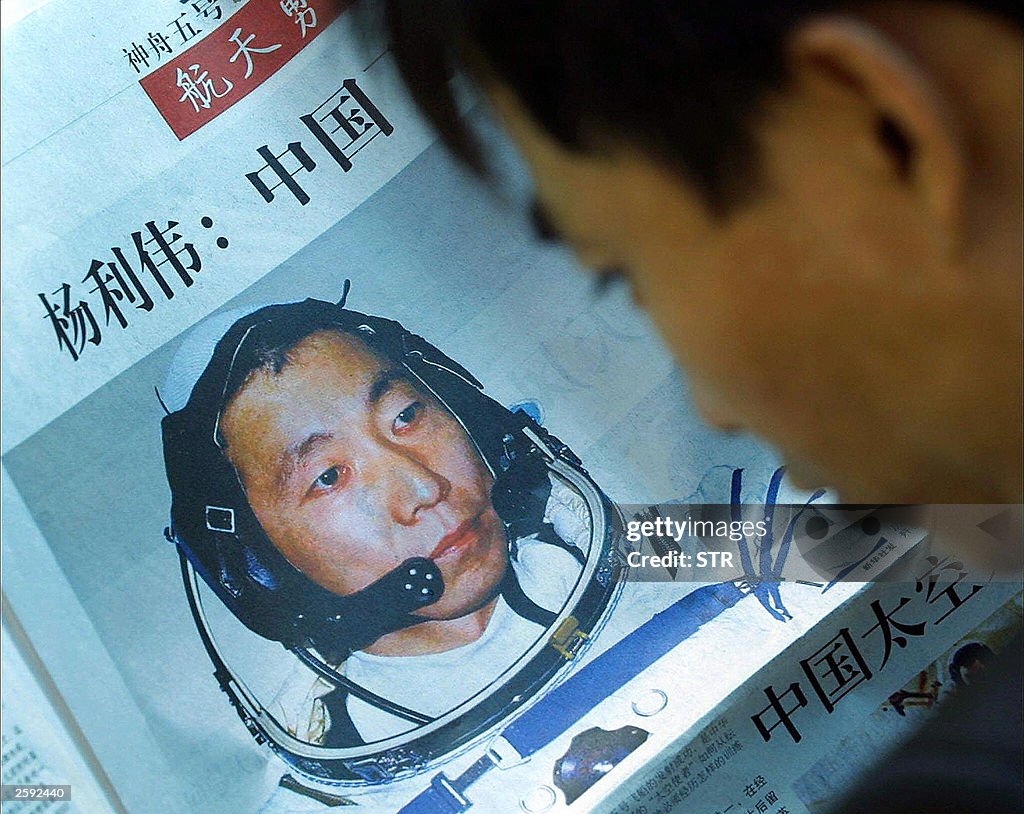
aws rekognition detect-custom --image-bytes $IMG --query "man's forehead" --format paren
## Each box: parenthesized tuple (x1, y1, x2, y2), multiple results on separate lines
(288, 329, 385, 371)
(284, 333, 419, 405)
(235, 330, 392, 401)
(222, 331, 409, 440)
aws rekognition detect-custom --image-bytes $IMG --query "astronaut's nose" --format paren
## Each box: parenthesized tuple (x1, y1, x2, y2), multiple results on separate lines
(387, 451, 451, 526)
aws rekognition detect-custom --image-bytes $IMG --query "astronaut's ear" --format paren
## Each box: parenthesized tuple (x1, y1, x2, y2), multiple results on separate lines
(491, 449, 551, 524)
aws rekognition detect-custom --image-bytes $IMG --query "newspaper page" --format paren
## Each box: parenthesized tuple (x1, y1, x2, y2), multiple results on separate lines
(2, 2, 1020, 813)
(0, 623, 111, 814)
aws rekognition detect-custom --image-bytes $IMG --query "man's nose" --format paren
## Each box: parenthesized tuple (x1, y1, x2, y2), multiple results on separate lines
(383, 448, 450, 526)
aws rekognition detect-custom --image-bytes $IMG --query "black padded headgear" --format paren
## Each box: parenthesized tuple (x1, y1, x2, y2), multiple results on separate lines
(162, 298, 551, 659)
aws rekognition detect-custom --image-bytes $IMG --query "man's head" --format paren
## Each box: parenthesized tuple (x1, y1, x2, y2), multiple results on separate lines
(379, 1, 1022, 502)
(217, 325, 509, 623)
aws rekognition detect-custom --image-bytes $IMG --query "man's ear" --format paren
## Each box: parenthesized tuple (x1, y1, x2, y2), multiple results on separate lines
(785, 16, 966, 243)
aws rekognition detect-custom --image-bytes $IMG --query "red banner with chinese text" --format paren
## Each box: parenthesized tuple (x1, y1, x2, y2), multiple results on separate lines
(141, 0, 349, 139)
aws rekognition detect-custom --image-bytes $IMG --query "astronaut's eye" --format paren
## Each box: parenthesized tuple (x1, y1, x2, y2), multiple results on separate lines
(315, 467, 340, 489)
(393, 402, 423, 433)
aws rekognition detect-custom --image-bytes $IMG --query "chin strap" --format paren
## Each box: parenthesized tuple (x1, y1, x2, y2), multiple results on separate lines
(291, 647, 434, 725)
(497, 567, 557, 628)
(301, 557, 445, 661)
(307, 545, 572, 744)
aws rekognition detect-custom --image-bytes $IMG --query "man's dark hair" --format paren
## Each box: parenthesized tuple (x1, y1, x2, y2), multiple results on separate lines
(218, 316, 381, 438)
(375, 0, 1022, 213)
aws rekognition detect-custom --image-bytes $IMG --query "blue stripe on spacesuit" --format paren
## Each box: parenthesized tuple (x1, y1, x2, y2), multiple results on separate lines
(500, 580, 746, 758)
(398, 582, 747, 814)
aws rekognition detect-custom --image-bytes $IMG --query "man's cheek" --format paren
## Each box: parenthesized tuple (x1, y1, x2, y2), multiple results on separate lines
(439, 439, 492, 493)
(351, 486, 387, 521)
(308, 509, 389, 574)
(447, 540, 507, 594)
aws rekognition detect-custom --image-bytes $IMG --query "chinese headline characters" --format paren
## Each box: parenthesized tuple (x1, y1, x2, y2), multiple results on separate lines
(245, 79, 394, 206)
(751, 555, 986, 745)
(40, 74, 390, 360)
(39, 217, 229, 361)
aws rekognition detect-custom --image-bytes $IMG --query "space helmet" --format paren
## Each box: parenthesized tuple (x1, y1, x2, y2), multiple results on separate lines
(160, 292, 623, 784)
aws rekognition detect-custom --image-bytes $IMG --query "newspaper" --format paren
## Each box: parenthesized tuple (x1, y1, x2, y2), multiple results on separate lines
(2, 2, 1020, 813)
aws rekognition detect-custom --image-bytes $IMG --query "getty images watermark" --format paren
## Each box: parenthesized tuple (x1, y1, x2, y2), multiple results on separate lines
(624, 515, 768, 570)
(613, 504, 1022, 585)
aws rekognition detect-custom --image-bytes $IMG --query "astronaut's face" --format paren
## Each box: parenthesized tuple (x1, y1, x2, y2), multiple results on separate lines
(220, 330, 509, 623)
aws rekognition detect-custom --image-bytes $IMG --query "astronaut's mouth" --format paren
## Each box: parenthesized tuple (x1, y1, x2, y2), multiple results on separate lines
(429, 513, 484, 561)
